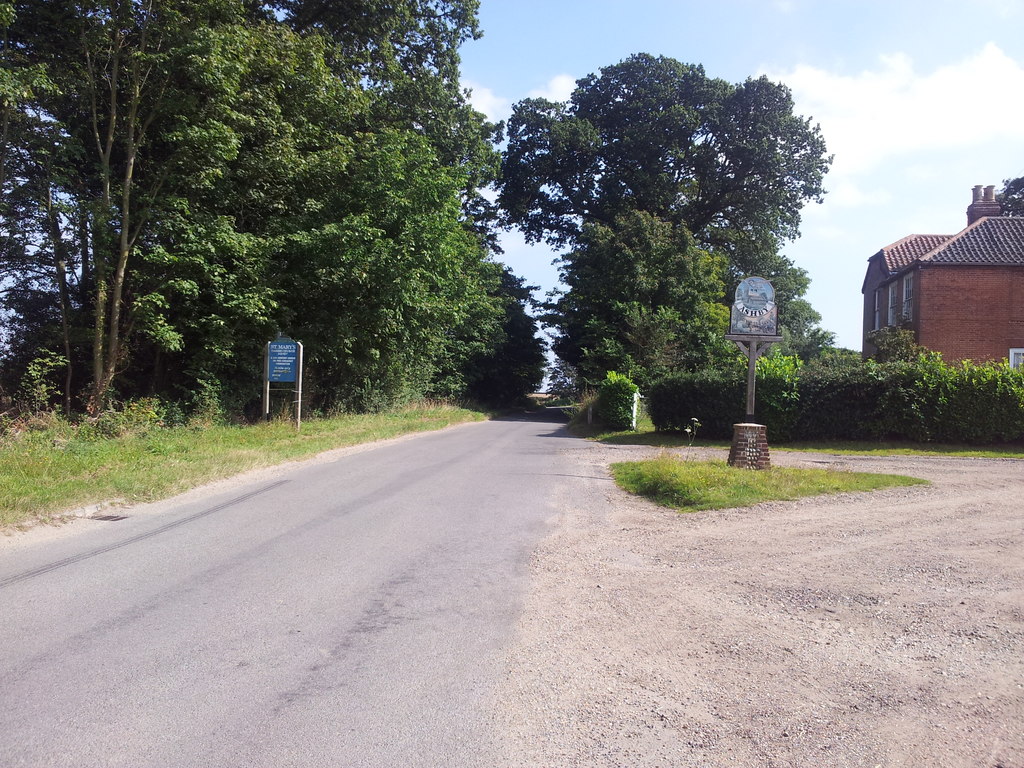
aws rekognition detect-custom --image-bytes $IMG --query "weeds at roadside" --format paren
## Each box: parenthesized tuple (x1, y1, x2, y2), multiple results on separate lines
(0, 402, 485, 529)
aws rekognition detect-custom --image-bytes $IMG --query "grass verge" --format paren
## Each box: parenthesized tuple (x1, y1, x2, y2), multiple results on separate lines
(610, 455, 928, 512)
(1, 403, 484, 528)
(583, 423, 1024, 459)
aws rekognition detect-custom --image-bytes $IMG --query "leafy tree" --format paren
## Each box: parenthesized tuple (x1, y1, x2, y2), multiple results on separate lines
(546, 358, 579, 400)
(775, 298, 836, 362)
(1, 0, 516, 416)
(463, 267, 547, 406)
(1, 0, 268, 412)
(268, 0, 502, 241)
(866, 325, 923, 363)
(500, 54, 830, 264)
(499, 53, 831, 382)
(548, 209, 731, 387)
(999, 175, 1024, 216)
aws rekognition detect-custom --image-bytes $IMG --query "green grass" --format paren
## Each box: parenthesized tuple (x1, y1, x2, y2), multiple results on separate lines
(769, 440, 1024, 458)
(582, 422, 1024, 459)
(611, 455, 928, 512)
(0, 404, 484, 528)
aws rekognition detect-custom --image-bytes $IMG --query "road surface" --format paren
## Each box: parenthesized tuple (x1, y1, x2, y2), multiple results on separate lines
(0, 411, 572, 768)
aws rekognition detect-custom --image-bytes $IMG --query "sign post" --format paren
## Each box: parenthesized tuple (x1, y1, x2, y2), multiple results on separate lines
(724, 277, 782, 469)
(263, 335, 303, 430)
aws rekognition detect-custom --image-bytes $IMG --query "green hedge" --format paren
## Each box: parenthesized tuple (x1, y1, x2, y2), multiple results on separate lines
(597, 371, 640, 431)
(647, 354, 1024, 444)
(646, 369, 743, 439)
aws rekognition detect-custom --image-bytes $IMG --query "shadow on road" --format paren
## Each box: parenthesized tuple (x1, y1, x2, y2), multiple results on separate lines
(497, 407, 578, 438)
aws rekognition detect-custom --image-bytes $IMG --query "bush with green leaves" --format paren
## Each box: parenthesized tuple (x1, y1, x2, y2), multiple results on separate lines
(755, 354, 802, 442)
(647, 353, 1024, 445)
(596, 371, 640, 431)
(646, 367, 744, 438)
(77, 398, 166, 440)
(922, 358, 1024, 443)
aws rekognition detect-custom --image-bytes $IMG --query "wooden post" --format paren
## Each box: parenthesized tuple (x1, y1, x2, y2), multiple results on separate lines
(725, 334, 781, 469)
(726, 335, 781, 424)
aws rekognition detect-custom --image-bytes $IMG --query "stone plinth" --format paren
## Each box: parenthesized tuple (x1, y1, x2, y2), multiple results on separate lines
(727, 423, 771, 470)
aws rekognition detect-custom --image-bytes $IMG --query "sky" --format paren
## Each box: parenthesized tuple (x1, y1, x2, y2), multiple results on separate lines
(457, 0, 1024, 351)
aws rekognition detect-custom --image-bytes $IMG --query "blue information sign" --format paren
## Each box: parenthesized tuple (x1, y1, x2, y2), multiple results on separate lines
(267, 338, 299, 383)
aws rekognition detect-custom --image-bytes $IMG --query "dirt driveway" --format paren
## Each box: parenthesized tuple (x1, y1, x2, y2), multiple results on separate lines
(491, 442, 1024, 768)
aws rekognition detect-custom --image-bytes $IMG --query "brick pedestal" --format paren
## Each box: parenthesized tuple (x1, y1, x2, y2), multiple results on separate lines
(727, 423, 771, 470)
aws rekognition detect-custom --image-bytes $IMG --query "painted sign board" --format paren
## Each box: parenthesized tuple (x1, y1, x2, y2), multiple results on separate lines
(267, 338, 299, 383)
(729, 276, 778, 336)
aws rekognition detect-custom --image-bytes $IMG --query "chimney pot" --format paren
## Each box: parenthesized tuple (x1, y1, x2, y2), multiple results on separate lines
(967, 184, 1003, 225)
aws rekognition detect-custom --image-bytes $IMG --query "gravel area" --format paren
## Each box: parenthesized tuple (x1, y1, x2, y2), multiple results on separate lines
(490, 442, 1024, 768)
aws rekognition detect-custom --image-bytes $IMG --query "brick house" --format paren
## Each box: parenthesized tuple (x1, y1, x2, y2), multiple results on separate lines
(862, 185, 1024, 367)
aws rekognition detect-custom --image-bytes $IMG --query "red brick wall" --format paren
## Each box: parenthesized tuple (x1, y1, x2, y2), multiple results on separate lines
(917, 265, 1024, 362)
(861, 254, 888, 357)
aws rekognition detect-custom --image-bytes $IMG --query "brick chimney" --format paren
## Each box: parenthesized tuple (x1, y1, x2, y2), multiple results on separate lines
(967, 184, 1002, 224)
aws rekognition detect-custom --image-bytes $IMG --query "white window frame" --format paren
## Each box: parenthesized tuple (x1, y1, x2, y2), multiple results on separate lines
(887, 282, 898, 326)
(1011, 348, 1024, 369)
(873, 290, 881, 330)
(902, 273, 913, 321)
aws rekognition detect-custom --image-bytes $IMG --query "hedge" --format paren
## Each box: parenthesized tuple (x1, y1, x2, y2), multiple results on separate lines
(646, 354, 1024, 444)
(597, 371, 640, 431)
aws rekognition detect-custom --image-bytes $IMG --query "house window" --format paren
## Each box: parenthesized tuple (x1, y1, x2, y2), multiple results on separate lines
(1011, 349, 1024, 369)
(902, 273, 913, 321)
(873, 290, 881, 330)
(887, 282, 898, 326)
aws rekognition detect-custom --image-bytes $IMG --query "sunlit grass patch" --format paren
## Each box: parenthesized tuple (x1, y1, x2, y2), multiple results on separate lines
(610, 455, 927, 512)
(588, 426, 1024, 458)
(0, 403, 484, 528)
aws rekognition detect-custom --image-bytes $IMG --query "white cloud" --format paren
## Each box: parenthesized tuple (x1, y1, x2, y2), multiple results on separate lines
(768, 43, 1024, 186)
(461, 79, 511, 123)
(528, 74, 577, 103)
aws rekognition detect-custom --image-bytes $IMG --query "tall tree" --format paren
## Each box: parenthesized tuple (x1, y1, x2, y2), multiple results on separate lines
(268, 0, 501, 238)
(462, 267, 547, 406)
(999, 175, 1024, 216)
(3, 0, 261, 412)
(1, 0, 513, 415)
(500, 53, 831, 382)
(550, 210, 730, 386)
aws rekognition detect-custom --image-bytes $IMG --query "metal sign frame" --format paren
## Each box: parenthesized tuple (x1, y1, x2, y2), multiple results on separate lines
(263, 336, 304, 430)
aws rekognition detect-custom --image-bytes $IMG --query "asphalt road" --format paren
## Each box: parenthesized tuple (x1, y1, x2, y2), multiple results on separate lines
(0, 410, 572, 768)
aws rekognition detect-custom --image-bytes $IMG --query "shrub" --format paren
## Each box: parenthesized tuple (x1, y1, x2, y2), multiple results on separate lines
(19, 351, 67, 413)
(78, 398, 165, 440)
(647, 354, 1024, 445)
(647, 368, 744, 438)
(596, 371, 639, 431)
(926, 359, 1024, 443)
(756, 354, 802, 442)
(794, 360, 887, 440)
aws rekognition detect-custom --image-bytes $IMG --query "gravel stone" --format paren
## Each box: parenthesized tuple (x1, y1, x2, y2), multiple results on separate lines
(488, 443, 1024, 768)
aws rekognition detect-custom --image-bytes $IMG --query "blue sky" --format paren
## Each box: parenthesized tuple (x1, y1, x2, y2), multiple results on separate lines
(458, 0, 1024, 350)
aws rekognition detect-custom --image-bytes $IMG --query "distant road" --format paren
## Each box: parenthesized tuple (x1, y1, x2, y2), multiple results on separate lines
(0, 410, 571, 768)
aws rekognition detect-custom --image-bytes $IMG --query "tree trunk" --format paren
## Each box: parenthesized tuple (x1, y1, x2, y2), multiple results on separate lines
(46, 185, 75, 415)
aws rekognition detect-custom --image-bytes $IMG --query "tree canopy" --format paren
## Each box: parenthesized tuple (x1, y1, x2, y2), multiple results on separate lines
(999, 175, 1024, 216)
(0, 0, 541, 415)
(500, 53, 832, 384)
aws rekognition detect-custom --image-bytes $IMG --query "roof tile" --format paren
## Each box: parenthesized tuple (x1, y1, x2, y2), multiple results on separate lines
(881, 234, 952, 271)
(921, 217, 1024, 265)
